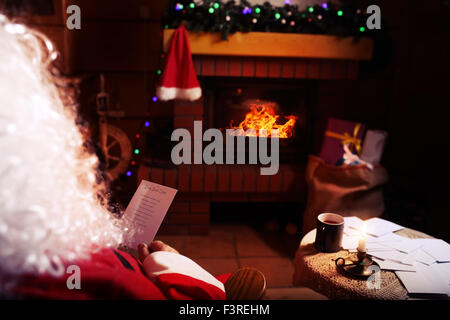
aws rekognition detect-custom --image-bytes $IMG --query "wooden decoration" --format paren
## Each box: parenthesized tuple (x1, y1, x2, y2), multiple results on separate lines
(224, 267, 267, 300)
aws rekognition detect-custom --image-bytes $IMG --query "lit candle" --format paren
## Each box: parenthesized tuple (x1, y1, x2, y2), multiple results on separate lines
(357, 222, 367, 252)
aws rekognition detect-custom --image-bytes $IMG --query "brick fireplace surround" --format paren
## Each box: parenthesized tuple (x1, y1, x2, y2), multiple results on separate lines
(138, 54, 361, 235)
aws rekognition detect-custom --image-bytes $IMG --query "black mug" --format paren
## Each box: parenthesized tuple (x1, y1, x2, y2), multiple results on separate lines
(314, 213, 344, 253)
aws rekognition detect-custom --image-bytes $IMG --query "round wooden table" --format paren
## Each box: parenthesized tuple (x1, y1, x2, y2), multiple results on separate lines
(293, 228, 433, 300)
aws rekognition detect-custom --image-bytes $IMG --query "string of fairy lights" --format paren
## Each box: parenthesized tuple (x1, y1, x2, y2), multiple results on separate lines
(125, 119, 150, 178)
(123, 63, 164, 179)
(164, 0, 375, 40)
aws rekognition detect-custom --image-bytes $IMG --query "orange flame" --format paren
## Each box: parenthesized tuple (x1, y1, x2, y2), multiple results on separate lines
(229, 105, 298, 138)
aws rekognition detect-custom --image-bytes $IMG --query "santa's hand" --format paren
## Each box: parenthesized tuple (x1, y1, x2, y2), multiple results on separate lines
(138, 241, 179, 262)
(137, 241, 226, 299)
(150, 240, 179, 254)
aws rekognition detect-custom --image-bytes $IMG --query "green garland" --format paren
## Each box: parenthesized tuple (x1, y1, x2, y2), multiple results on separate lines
(163, 0, 377, 40)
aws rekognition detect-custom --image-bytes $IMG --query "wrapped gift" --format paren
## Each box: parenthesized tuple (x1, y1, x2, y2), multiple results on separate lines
(319, 118, 366, 165)
(361, 130, 388, 165)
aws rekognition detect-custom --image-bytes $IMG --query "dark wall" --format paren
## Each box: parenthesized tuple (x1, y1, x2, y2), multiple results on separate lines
(364, 0, 450, 240)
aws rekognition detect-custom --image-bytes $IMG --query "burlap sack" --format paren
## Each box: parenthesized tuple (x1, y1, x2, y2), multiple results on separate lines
(302, 155, 389, 235)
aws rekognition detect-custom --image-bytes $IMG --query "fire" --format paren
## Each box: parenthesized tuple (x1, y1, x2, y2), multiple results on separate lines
(229, 104, 298, 138)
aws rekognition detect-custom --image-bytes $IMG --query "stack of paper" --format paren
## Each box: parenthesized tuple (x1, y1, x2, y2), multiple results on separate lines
(341, 216, 450, 298)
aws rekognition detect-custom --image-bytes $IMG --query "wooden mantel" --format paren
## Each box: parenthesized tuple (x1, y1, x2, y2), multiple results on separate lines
(163, 29, 373, 61)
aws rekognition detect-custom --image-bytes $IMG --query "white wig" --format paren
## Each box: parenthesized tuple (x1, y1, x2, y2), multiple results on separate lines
(0, 15, 124, 283)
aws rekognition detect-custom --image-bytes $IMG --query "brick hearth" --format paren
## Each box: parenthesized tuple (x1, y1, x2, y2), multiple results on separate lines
(138, 163, 305, 235)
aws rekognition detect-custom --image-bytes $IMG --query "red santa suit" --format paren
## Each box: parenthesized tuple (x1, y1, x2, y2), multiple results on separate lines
(12, 248, 229, 300)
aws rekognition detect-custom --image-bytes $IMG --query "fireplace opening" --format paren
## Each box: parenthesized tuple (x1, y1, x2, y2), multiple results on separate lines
(227, 100, 298, 139)
(202, 77, 316, 163)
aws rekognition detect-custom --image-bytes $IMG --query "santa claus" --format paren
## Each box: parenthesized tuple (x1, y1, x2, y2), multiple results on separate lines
(0, 15, 226, 299)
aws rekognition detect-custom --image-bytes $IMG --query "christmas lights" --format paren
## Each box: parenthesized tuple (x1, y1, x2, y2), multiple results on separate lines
(164, 1, 376, 40)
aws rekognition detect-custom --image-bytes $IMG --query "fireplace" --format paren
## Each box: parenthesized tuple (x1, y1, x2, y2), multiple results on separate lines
(203, 77, 315, 164)
(138, 33, 368, 234)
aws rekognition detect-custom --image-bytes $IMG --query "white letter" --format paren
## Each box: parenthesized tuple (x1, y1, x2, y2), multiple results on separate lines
(235, 134, 246, 165)
(226, 129, 256, 164)
(247, 131, 258, 164)
(225, 129, 235, 164)
(66, 5, 81, 30)
(179, 307, 185, 315)
(171, 129, 191, 165)
(66, 265, 81, 289)
(206, 307, 213, 318)
(193, 121, 203, 164)
(366, 265, 381, 289)
(259, 130, 279, 175)
(203, 128, 224, 164)
(366, 5, 381, 30)
(260, 305, 270, 314)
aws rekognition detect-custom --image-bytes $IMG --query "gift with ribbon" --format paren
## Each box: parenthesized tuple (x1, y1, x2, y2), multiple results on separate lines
(360, 130, 388, 165)
(319, 118, 366, 165)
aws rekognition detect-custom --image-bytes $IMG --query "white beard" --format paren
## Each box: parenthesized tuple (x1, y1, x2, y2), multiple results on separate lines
(0, 15, 124, 281)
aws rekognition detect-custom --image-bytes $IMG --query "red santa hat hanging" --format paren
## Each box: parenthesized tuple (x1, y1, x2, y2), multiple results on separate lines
(156, 25, 201, 101)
